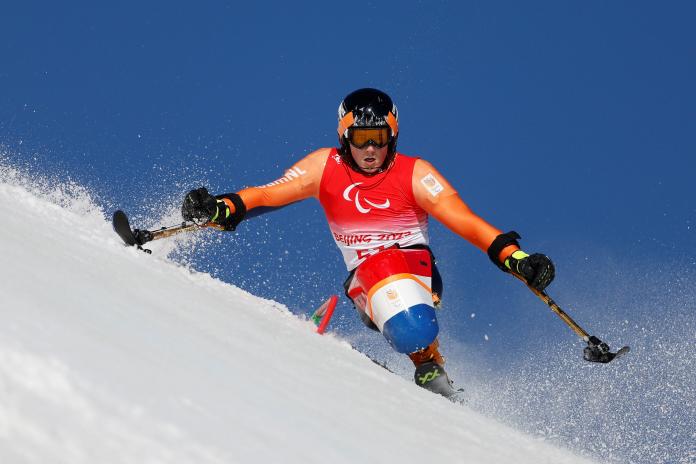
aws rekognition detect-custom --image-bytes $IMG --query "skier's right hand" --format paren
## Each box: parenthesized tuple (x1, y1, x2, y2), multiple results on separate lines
(182, 187, 218, 223)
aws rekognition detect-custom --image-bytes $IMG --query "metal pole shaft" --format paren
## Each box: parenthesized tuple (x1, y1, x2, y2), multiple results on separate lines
(512, 274, 590, 340)
(148, 222, 224, 242)
(529, 287, 589, 340)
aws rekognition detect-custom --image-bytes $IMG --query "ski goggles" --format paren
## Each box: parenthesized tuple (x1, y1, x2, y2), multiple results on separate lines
(348, 127, 391, 149)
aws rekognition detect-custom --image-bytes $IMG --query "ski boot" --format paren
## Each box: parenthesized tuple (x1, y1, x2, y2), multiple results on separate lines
(409, 340, 463, 401)
(414, 361, 459, 398)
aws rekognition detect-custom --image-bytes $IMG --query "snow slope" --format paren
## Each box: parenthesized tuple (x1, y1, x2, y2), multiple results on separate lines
(0, 169, 596, 463)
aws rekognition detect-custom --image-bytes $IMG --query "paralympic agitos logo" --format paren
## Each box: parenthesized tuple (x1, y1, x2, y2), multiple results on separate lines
(342, 182, 390, 214)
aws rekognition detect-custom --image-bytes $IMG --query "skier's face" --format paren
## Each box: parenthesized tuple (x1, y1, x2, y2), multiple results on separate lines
(349, 143, 389, 174)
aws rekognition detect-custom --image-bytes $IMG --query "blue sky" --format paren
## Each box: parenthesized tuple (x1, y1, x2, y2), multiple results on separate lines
(3, 0, 693, 330)
(2, 0, 694, 351)
(1, 3, 694, 461)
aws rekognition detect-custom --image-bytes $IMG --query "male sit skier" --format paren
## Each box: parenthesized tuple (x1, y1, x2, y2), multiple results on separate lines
(182, 88, 555, 398)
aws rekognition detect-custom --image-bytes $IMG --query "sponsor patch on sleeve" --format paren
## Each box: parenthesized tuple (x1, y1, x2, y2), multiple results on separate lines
(420, 173, 444, 197)
(261, 166, 308, 188)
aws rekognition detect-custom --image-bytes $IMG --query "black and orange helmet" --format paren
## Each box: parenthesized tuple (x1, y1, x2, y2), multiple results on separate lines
(337, 88, 399, 169)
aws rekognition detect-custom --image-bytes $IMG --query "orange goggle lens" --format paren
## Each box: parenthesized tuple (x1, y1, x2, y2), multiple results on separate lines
(348, 127, 391, 148)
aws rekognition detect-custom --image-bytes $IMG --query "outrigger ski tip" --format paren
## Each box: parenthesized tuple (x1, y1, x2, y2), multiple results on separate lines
(112, 210, 154, 253)
(583, 335, 630, 363)
(113, 210, 138, 246)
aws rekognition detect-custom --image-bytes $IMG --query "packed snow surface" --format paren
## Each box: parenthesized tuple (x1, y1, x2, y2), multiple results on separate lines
(0, 172, 596, 463)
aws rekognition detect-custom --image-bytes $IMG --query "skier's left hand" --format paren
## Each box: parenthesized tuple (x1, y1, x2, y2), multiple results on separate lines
(505, 251, 555, 291)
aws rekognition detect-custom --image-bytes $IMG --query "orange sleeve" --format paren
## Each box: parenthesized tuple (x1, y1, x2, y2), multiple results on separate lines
(237, 148, 330, 210)
(412, 159, 519, 264)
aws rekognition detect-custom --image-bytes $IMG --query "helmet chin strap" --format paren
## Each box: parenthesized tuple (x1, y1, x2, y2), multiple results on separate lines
(365, 153, 395, 175)
(359, 167, 384, 176)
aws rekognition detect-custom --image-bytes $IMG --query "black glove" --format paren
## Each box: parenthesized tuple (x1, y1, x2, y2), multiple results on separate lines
(182, 187, 247, 231)
(505, 251, 555, 291)
(182, 187, 218, 223)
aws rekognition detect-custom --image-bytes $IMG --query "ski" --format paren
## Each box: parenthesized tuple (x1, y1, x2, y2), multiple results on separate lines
(311, 295, 338, 334)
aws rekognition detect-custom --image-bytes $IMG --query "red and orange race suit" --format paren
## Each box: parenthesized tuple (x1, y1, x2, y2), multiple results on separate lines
(235, 148, 517, 271)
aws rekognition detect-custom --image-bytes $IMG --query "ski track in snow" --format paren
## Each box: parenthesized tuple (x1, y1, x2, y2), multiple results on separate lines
(0, 168, 602, 464)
